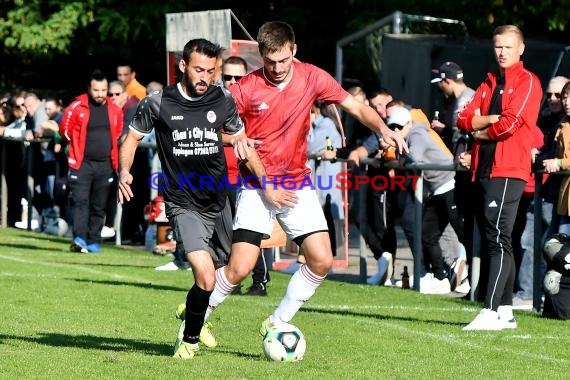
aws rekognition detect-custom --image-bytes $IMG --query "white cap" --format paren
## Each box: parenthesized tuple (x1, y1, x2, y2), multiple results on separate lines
(386, 107, 411, 128)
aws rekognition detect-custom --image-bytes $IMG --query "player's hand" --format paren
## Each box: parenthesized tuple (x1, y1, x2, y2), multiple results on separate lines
(118, 170, 134, 203)
(263, 187, 298, 209)
(231, 133, 261, 160)
(380, 125, 409, 155)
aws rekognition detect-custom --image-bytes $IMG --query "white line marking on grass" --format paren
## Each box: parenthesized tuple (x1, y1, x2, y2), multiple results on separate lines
(308, 305, 570, 365)
(0, 254, 154, 284)
(0, 272, 57, 278)
(230, 299, 569, 364)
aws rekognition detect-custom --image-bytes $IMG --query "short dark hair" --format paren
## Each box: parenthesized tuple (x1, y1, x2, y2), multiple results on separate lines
(223, 56, 248, 72)
(257, 21, 295, 55)
(91, 69, 106, 82)
(367, 87, 391, 100)
(182, 39, 223, 63)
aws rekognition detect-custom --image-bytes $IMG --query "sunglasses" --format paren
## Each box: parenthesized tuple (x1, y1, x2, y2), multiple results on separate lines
(547, 92, 562, 99)
(223, 75, 243, 82)
(109, 92, 122, 97)
(387, 123, 405, 131)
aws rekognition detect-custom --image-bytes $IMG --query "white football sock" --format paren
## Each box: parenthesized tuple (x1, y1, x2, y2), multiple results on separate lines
(205, 267, 237, 321)
(271, 264, 325, 324)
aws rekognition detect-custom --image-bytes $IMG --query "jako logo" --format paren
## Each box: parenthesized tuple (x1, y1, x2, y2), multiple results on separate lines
(171, 115, 184, 120)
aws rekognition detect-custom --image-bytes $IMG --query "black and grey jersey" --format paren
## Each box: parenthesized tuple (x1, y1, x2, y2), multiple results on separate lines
(130, 83, 244, 212)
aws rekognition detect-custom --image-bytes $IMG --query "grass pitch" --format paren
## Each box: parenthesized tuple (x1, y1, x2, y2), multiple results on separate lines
(1, 228, 569, 379)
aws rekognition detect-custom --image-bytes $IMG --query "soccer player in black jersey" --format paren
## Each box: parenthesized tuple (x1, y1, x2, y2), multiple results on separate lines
(118, 38, 259, 359)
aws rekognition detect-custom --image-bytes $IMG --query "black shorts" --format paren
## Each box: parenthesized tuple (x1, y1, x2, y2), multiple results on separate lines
(165, 198, 233, 266)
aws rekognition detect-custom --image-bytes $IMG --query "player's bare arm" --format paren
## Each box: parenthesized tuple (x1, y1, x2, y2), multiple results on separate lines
(118, 130, 143, 203)
(340, 95, 409, 154)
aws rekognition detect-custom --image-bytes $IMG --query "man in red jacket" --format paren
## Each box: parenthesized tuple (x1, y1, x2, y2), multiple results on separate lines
(457, 25, 542, 330)
(60, 69, 123, 253)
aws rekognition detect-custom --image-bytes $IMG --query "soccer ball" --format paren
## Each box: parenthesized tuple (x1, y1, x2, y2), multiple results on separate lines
(44, 218, 68, 237)
(262, 323, 306, 362)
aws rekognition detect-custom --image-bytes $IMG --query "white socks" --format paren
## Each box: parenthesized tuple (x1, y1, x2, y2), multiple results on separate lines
(270, 264, 325, 324)
(205, 267, 237, 321)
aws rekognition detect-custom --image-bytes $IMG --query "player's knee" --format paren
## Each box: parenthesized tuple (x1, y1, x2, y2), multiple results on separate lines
(226, 262, 251, 283)
(195, 271, 216, 291)
(305, 251, 333, 276)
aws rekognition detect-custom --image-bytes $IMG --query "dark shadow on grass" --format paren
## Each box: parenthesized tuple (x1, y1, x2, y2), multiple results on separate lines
(0, 332, 171, 356)
(300, 306, 466, 326)
(212, 347, 262, 359)
(71, 278, 187, 292)
(326, 273, 363, 284)
(0, 242, 62, 252)
(65, 262, 153, 269)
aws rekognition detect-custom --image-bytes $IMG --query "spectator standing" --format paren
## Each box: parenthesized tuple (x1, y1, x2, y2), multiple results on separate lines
(24, 93, 56, 216)
(41, 98, 69, 224)
(117, 64, 146, 101)
(307, 100, 344, 255)
(543, 81, 570, 235)
(512, 76, 570, 307)
(1, 97, 30, 226)
(430, 62, 476, 293)
(387, 106, 466, 294)
(109, 79, 146, 243)
(60, 69, 123, 254)
(458, 25, 542, 330)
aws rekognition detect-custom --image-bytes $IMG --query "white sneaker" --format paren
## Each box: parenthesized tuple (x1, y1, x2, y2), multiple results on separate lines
(15, 219, 40, 231)
(101, 226, 116, 238)
(463, 309, 503, 331)
(155, 261, 182, 271)
(497, 305, 518, 329)
(420, 274, 451, 295)
(366, 252, 393, 285)
(454, 278, 471, 295)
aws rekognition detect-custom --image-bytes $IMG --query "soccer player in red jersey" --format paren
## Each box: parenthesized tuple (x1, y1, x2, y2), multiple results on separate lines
(203, 21, 408, 338)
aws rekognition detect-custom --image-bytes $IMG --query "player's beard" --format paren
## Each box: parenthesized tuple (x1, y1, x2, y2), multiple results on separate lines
(182, 73, 208, 97)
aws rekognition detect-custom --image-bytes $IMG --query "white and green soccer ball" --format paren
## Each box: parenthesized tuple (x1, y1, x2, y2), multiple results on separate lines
(262, 323, 306, 362)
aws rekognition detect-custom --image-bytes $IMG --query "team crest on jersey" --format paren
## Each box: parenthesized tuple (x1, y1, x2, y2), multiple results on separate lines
(207, 110, 217, 123)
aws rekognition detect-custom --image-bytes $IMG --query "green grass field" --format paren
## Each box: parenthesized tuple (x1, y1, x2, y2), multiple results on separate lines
(1, 228, 569, 379)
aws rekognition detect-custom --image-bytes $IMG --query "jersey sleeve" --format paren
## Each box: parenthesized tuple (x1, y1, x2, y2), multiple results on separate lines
(129, 91, 162, 136)
(221, 88, 245, 135)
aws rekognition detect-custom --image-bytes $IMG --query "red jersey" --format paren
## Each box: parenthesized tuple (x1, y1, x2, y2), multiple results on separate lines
(223, 145, 240, 185)
(229, 62, 348, 186)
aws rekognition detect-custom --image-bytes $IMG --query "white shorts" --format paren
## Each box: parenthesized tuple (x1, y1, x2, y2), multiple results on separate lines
(233, 188, 328, 239)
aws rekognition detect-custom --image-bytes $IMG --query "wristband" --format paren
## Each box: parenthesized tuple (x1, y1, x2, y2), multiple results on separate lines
(557, 159, 563, 168)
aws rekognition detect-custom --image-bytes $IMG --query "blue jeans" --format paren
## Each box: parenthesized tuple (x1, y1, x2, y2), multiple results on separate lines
(517, 199, 553, 300)
(559, 215, 570, 235)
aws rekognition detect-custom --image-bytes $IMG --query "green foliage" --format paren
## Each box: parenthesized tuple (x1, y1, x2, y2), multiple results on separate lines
(0, 1, 88, 56)
(1, 0, 570, 90)
(2, 228, 570, 379)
